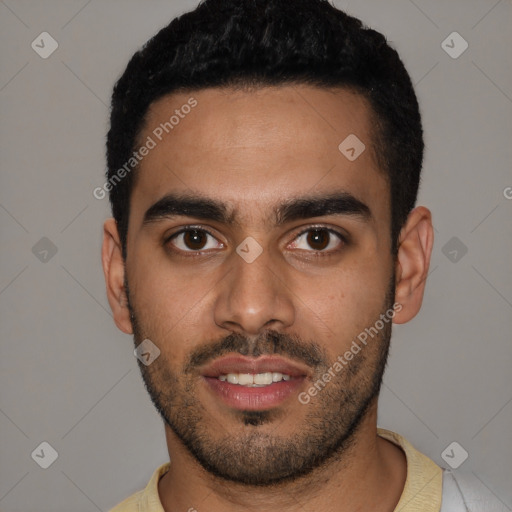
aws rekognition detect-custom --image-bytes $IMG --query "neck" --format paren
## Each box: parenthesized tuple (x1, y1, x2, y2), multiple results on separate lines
(158, 402, 407, 512)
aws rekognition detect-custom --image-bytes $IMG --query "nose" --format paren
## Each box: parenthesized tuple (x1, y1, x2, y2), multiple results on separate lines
(213, 245, 295, 336)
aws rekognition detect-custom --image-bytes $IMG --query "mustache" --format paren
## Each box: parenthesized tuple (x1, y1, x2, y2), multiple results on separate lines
(184, 330, 328, 373)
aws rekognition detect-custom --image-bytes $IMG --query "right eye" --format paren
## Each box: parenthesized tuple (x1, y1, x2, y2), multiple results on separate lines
(167, 228, 224, 253)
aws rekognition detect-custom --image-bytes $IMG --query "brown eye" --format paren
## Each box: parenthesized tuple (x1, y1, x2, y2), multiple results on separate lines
(168, 228, 223, 253)
(290, 227, 344, 253)
(183, 229, 208, 250)
(306, 229, 330, 250)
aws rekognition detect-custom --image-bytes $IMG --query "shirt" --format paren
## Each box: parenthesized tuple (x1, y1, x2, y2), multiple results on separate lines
(108, 428, 446, 511)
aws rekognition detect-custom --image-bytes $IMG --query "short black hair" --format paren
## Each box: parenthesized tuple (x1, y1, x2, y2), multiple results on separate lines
(106, 0, 423, 257)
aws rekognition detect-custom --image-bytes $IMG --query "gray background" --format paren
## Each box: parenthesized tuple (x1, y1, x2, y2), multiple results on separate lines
(1, 0, 511, 510)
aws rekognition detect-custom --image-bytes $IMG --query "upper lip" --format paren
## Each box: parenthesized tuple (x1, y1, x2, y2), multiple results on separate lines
(199, 355, 311, 378)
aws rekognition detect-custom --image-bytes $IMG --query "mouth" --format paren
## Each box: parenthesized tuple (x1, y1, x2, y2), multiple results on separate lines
(199, 355, 309, 411)
(217, 371, 292, 386)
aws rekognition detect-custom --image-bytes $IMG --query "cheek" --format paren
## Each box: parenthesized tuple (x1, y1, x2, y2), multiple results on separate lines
(130, 241, 203, 304)
(293, 260, 390, 344)
(128, 250, 219, 348)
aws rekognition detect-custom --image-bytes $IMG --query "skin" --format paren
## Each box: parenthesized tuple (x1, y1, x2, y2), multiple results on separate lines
(102, 85, 433, 512)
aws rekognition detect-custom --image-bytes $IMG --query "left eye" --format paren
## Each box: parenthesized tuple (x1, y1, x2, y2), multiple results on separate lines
(289, 228, 344, 252)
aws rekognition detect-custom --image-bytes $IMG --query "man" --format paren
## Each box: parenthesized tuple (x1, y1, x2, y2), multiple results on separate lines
(102, 1, 496, 510)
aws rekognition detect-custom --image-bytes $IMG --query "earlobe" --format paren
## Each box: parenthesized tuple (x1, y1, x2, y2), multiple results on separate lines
(392, 206, 434, 325)
(101, 218, 133, 334)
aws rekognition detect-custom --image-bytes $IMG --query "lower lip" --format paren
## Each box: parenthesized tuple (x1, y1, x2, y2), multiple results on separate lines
(203, 376, 305, 411)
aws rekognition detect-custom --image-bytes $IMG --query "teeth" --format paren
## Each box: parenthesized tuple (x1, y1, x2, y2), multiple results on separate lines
(272, 372, 283, 382)
(254, 372, 273, 385)
(227, 374, 239, 384)
(218, 372, 292, 386)
(238, 373, 253, 385)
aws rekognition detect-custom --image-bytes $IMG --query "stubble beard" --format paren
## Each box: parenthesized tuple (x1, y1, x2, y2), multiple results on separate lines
(126, 277, 394, 486)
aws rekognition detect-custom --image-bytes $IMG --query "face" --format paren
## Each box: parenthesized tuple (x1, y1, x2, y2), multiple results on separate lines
(122, 85, 398, 485)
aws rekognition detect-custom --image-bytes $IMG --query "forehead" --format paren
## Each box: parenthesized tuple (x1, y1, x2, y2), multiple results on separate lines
(131, 85, 388, 225)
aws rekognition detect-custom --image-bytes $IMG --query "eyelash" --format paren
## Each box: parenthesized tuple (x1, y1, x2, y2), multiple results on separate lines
(164, 224, 347, 257)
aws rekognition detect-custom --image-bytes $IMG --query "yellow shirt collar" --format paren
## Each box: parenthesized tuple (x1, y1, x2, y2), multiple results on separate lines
(110, 428, 442, 511)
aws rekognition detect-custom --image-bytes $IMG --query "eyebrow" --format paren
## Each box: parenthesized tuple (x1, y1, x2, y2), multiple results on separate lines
(142, 192, 372, 226)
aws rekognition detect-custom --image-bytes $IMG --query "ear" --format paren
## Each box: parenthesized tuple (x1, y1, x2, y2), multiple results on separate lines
(101, 218, 133, 334)
(393, 206, 434, 324)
